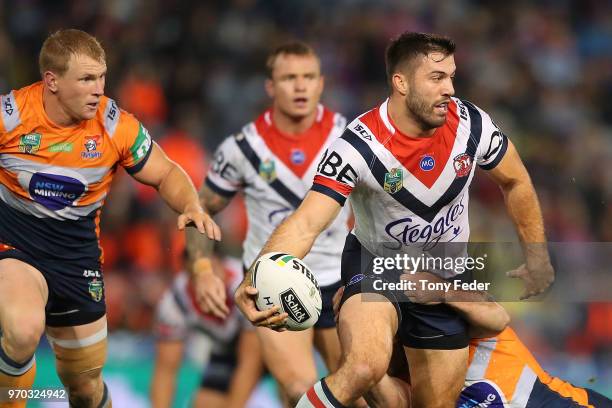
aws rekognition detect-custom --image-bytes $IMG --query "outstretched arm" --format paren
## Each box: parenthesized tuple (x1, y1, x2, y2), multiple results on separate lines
(486, 141, 554, 299)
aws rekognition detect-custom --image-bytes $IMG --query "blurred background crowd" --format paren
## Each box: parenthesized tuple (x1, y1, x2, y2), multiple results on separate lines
(1, 0, 611, 404)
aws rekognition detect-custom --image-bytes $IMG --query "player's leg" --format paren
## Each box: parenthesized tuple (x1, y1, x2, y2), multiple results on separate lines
(325, 293, 398, 404)
(404, 346, 468, 408)
(257, 326, 317, 407)
(224, 329, 264, 407)
(313, 282, 343, 373)
(0, 258, 48, 407)
(46, 315, 110, 407)
(193, 345, 238, 408)
(150, 339, 184, 408)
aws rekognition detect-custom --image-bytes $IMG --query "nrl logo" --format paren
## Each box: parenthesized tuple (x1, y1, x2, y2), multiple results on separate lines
(383, 168, 403, 194)
(259, 159, 277, 183)
(88, 279, 104, 302)
(19, 133, 42, 154)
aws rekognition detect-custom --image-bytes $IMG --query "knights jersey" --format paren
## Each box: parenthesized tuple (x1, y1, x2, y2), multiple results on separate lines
(0, 82, 153, 264)
(206, 105, 349, 286)
(460, 327, 611, 407)
(154, 257, 247, 344)
(312, 98, 508, 277)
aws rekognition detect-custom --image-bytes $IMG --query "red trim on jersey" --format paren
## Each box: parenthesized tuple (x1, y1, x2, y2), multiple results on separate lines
(360, 101, 460, 188)
(313, 175, 352, 197)
(306, 387, 326, 408)
(255, 107, 335, 178)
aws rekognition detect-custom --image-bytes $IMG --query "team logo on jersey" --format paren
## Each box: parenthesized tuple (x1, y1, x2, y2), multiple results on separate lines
(259, 159, 277, 182)
(291, 149, 306, 165)
(419, 155, 435, 171)
(88, 279, 104, 302)
(82, 135, 102, 159)
(383, 168, 403, 194)
(453, 153, 473, 178)
(18, 133, 42, 154)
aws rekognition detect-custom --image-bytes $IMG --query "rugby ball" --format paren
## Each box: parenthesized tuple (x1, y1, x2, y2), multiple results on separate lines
(253, 252, 322, 331)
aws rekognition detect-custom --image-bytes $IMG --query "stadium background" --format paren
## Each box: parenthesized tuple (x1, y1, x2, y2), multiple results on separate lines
(1, 0, 611, 406)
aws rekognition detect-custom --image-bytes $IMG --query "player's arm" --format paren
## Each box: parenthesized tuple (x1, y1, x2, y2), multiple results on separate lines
(184, 184, 234, 318)
(485, 141, 554, 299)
(131, 142, 221, 241)
(400, 272, 510, 338)
(225, 329, 264, 408)
(235, 190, 343, 329)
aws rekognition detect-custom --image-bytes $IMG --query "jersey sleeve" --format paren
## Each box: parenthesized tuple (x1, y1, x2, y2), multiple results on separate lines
(112, 105, 153, 174)
(475, 107, 509, 170)
(311, 130, 364, 206)
(205, 134, 245, 198)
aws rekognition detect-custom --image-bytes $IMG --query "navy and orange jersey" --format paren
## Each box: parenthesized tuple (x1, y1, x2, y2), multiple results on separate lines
(460, 327, 611, 407)
(0, 82, 153, 263)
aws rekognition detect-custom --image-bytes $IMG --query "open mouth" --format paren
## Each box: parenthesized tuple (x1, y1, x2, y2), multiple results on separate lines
(86, 102, 99, 110)
(294, 97, 308, 106)
(434, 101, 449, 114)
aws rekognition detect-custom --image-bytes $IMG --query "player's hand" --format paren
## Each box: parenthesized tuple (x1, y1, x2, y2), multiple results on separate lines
(234, 280, 288, 331)
(400, 271, 444, 305)
(332, 285, 345, 324)
(507, 260, 554, 300)
(178, 203, 221, 241)
(191, 258, 230, 319)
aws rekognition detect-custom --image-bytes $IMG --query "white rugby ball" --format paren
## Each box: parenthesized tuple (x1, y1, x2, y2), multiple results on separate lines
(253, 252, 322, 331)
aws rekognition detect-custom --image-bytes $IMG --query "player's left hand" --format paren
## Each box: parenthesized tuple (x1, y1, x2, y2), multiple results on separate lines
(178, 203, 221, 241)
(507, 259, 554, 300)
(400, 271, 445, 304)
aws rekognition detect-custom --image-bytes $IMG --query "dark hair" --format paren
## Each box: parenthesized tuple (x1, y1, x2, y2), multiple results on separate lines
(385, 32, 455, 81)
(39, 29, 105, 77)
(265, 41, 319, 78)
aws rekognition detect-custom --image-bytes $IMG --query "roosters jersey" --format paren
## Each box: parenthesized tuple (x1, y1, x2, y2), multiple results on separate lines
(154, 257, 247, 343)
(0, 82, 152, 263)
(206, 105, 349, 286)
(312, 98, 508, 277)
(460, 327, 610, 407)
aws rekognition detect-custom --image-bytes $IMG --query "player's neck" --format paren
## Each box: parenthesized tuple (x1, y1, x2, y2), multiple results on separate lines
(388, 95, 436, 138)
(271, 106, 317, 136)
(42, 87, 80, 127)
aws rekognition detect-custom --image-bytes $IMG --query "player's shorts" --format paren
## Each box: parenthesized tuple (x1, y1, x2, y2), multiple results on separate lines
(0, 247, 105, 327)
(315, 280, 341, 329)
(200, 336, 239, 392)
(338, 234, 469, 349)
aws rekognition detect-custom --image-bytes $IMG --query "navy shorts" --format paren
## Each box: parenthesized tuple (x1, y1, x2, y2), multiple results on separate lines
(200, 337, 239, 392)
(315, 280, 341, 329)
(339, 234, 469, 349)
(0, 248, 106, 327)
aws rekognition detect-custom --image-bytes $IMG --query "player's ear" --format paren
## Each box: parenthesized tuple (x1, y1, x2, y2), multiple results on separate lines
(265, 78, 274, 98)
(392, 72, 409, 96)
(44, 71, 59, 94)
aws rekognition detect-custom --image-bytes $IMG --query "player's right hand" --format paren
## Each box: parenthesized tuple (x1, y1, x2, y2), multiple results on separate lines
(234, 280, 288, 331)
(507, 259, 555, 300)
(191, 258, 230, 319)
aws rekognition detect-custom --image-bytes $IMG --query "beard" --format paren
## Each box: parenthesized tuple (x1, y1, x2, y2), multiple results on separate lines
(405, 91, 446, 131)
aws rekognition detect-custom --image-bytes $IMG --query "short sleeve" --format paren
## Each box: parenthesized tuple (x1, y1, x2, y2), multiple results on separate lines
(205, 135, 245, 197)
(475, 108, 509, 170)
(311, 131, 363, 206)
(112, 107, 153, 174)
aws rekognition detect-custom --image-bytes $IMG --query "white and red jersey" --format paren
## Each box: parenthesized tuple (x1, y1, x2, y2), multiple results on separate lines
(312, 98, 508, 277)
(154, 257, 246, 343)
(206, 105, 349, 286)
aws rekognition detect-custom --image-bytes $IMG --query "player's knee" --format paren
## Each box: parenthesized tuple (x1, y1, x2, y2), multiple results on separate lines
(1, 318, 44, 362)
(348, 361, 387, 396)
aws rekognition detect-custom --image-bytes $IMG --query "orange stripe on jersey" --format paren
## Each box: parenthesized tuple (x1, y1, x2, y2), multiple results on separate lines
(313, 175, 353, 197)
